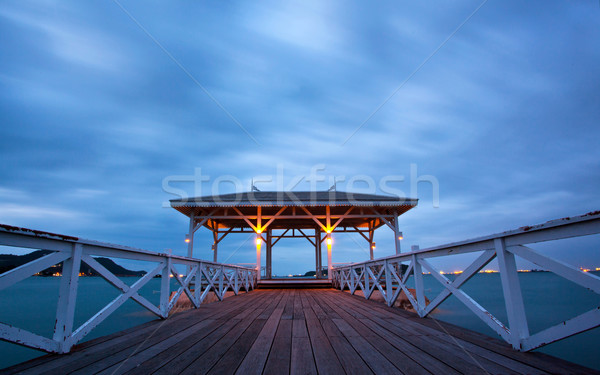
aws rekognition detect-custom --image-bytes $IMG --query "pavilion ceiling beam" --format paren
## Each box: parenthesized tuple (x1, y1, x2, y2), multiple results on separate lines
(232, 207, 259, 232)
(216, 227, 234, 243)
(297, 229, 316, 247)
(353, 225, 371, 242)
(189, 213, 396, 220)
(193, 209, 218, 232)
(271, 229, 290, 247)
(370, 208, 395, 231)
(300, 206, 328, 232)
(330, 207, 354, 231)
(259, 207, 287, 232)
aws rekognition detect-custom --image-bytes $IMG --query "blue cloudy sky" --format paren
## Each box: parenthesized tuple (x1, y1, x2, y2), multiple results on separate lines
(0, 1, 599, 274)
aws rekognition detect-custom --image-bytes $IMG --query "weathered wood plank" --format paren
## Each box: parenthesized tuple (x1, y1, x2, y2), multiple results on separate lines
(263, 319, 292, 375)
(327, 290, 510, 374)
(120, 291, 276, 375)
(171, 292, 283, 375)
(17, 290, 263, 375)
(281, 289, 295, 320)
(290, 336, 316, 375)
(290, 292, 316, 375)
(3, 289, 597, 375)
(234, 290, 289, 375)
(338, 289, 596, 374)
(319, 292, 432, 375)
(300, 291, 345, 375)
(92, 292, 276, 375)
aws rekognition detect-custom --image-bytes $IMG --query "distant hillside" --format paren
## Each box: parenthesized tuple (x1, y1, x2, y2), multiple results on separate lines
(0, 250, 146, 277)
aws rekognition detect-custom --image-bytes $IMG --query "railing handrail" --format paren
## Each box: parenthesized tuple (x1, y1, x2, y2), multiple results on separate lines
(334, 210, 600, 268)
(0, 223, 254, 271)
(0, 224, 257, 354)
(331, 211, 600, 353)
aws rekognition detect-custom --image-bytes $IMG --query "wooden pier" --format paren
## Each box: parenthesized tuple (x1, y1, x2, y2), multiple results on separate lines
(3, 289, 596, 375)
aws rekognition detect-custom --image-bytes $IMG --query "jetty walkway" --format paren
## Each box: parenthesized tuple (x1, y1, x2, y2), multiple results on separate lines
(3, 288, 596, 375)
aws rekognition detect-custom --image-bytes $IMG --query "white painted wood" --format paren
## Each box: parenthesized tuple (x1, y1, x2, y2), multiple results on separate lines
(70, 265, 163, 345)
(53, 243, 82, 352)
(82, 255, 161, 317)
(522, 308, 600, 351)
(495, 238, 530, 349)
(0, 226, 257, 354)
(160, 257, 171, 318)
(419, 258, 512, 343)
(0, 251, 69, 291)
(509, 245, 600, 294)
(0, 323, 60, 353)
(412, 255, 425, 316)
(422, 249, 496, 316)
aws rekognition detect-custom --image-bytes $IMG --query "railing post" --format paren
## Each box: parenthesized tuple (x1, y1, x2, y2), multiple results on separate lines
(234, 269, 239, 294)
(350, 267, 355, 294)
(53, 243, 82, 353)
(194, 263, 202, 307)
(219, 265, 224, 300)
(412, 252, 425, 317)
(385, 259, 393, 306)
(495, 238, 529, 349)
(160, 253, 172, 318)
(364, 265, 369, 298)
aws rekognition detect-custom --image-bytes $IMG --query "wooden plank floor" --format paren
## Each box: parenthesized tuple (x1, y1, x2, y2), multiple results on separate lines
(2, 289, 598, 375)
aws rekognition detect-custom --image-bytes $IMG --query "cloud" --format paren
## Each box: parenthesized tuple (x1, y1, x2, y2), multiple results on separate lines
(0, 0, 598, 273)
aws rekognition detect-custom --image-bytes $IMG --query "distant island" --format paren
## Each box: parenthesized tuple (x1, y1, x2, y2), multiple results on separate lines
(0, 250, 146, 277)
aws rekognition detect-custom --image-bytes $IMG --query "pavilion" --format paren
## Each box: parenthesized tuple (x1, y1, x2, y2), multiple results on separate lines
(170, 191, 417, 283)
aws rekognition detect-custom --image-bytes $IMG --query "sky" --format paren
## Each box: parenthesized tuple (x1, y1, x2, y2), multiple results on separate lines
(0, 0, 599, 274)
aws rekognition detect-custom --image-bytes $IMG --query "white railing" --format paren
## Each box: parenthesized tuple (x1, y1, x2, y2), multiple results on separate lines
(0, 224, 256, 354)
(332, 211, 600, 352)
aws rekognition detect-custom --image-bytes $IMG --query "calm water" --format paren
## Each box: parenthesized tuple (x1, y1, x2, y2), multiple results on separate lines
(0, 273, 599, 370)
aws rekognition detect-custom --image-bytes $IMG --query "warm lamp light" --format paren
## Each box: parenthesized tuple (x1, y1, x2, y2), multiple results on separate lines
(371, 242, 376, 250)
(184, 235, 190, 243)
(398, 232, 404, 240)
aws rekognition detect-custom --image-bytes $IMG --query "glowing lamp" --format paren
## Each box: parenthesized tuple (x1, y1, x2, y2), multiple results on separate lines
(371, 242, 376, 250)
(256, 236, 262, 249)
(185, 235, 190, 243)
(398, 231, 404, 240)
(326, 236, 332, 251)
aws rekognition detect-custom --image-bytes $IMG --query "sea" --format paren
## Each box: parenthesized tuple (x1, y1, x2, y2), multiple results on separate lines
(0, 272, 599, 370)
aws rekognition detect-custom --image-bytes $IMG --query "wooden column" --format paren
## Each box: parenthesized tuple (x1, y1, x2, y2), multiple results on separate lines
(256, 235, 261, 281)
(327, 233, 333, 281)
(369, 222, 375, 260)
(187, 213, 195, 259)
(393, 210, 401, 254)
(212, 225, 218, 263)
(266, 229, 272, 279)
(315, 228, 321, 278)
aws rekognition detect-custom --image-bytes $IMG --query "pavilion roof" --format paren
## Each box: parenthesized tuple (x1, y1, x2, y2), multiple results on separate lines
(170, 191, 417, 209)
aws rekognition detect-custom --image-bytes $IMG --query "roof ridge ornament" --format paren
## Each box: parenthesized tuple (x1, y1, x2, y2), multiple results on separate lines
(328, 178, 337, 192)
(251, 178, 261, 192)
